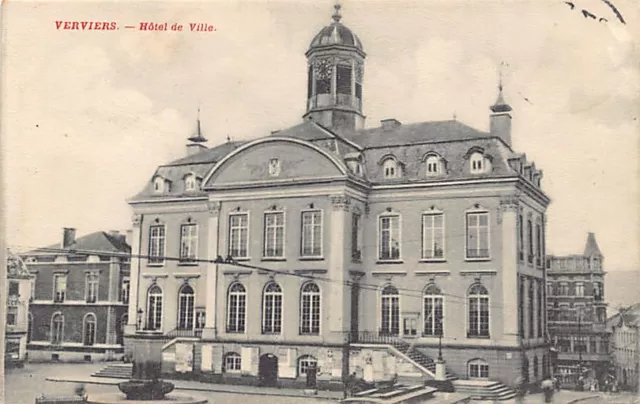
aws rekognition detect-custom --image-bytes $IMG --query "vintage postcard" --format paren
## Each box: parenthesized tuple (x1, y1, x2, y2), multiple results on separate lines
(1, 1, 639, 403)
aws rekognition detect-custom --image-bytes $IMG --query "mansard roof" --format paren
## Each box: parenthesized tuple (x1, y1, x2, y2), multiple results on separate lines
(130, 117, 547, 202)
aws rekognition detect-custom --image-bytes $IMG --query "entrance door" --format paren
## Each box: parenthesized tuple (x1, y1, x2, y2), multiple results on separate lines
(403, 314, 418, 337)
(259, 354, 279, 387)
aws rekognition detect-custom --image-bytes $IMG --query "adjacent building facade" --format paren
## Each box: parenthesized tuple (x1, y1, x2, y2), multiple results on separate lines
(124, 5, 551, 390)
(22, 228, 131, 362)
(5, 250, 34, 367)
(546, 233, 610, 386)
(608, 303, 640, 391)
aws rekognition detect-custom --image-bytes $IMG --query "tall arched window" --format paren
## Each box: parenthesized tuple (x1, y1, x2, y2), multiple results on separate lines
(147, 285, 163, 331)
(381, 285, 400, 336)
(300, 282, 321, 335)
(423, 284, 443, 336)
(468, 284, 489, 338)
(177, 284, 195, 330)
(227, 283, 246, 333)
(83, 313, 97, 346)
(262, 282, 283, 334)
(51, 312, 64, 345)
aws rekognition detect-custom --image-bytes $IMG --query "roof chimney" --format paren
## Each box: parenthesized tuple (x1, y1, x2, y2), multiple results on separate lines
(62, 227, 76, 249)
(381, 118, 401, 131)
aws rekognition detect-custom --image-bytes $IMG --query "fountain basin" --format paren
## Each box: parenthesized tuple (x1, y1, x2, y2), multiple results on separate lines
(87, 392, 207, 404)
(118, 380, 175, 400)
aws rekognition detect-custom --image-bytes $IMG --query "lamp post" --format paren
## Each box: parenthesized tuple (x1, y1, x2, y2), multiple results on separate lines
(437, 314, 444, 361)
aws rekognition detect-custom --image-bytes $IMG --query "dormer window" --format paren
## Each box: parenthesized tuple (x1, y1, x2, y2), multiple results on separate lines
(382, 158, 399, 179)
(425, 155, 442, 177)
(469, 152, 491, 174)
(153, 177, 165, 193)
(185, 174, 198, 192)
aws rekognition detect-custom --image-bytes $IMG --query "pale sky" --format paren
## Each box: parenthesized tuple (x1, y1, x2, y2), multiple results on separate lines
(2, 0, 639, 271)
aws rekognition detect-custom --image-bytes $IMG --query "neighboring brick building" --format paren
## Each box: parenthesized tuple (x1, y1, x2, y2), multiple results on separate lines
(607, 303, 640, 391)
(23, 228, 131, 362)
(124, 4, 550, 393)
(5, 249, 34, 367)
(546, 233, 610, 386)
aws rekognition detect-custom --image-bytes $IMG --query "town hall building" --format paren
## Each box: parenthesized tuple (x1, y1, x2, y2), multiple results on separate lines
(124, 4, 551, 396)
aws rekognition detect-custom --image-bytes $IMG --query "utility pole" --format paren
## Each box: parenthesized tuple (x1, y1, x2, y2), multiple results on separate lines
(577, 307, 583, 389)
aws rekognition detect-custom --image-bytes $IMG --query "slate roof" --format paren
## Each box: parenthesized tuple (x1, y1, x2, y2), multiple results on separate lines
(29, 231, 131, 255)
(130, 117, 534, 202)
(608, 303, 640, 328)
(583, 232, 603, 257)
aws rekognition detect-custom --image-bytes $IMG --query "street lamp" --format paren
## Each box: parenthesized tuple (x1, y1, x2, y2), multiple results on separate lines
(437, 313, 444, 361)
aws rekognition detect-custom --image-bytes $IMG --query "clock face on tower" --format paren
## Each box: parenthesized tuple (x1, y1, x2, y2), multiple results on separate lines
(314, 59, 333, 80)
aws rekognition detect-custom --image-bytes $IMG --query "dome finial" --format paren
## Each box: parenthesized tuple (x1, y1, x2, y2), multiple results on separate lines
(490, 61, 512, 113)
(332, 2, 342, 23)
(188, 106, 208, 143)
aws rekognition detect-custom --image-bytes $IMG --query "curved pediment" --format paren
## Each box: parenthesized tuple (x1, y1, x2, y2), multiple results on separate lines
(203, 137, 347, 188)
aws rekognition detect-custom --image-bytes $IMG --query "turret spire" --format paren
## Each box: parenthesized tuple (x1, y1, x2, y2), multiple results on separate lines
(491, 62, 512, 113)
(188, 107, 208, 143)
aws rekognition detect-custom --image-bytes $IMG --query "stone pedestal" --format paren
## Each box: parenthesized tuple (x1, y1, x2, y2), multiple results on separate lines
(435, 359, 447, 381)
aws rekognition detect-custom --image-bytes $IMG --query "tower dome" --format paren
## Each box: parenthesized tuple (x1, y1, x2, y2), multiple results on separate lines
(307, 4, 364, 55)
(304, 3, 366, 132)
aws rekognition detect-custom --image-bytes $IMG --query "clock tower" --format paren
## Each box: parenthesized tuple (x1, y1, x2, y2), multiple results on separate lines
(303, 3, 366, 132)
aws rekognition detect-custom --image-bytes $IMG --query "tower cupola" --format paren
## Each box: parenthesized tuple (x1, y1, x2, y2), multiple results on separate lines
(489, 77, 513, 146)
(186, 108, 208, 156)
(304, 3, 366, 132)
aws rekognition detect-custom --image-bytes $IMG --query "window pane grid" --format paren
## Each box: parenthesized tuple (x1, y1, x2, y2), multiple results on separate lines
(229, 214, 249, 258)
(180, 224, 198, 262)
(263, 283, 283, 334)
(379, 216, 400, 260)
(300, 283, 321, 334)
(227, 284, 246, 333)
(422, 214, 444, 259)
(264, 213, 285, 258)
(423, 295, 443, 336)
(149, 226, 166, 264)
(466, 212, 489, 258)
(301, 211, 322, 257)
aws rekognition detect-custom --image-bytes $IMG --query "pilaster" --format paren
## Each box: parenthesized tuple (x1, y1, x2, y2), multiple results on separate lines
(202, 200, 221, 339)
(500, 196, 519, 343)
(125, 214, 142, 335)
(328, 195, 350, 342)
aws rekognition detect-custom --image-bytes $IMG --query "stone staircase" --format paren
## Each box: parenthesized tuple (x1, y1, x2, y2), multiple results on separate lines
(452, 380, 518, 401)
(92, 363, 132, 379)
(391, 340, 458, 381)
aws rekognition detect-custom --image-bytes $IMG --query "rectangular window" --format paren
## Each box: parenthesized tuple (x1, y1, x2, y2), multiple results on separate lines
(351, 213, 362, 262)
(527, 219, 534, 264)
(575, 282, 584, 297)
(535, 222, 542, 266)
(8, 281, 19, 296)
(466, 212, 489, 259)
(54, 275, 67, 303)
(179, 224, 198, 262)
(518, 214, 524, 261)
(228, 213, 249, 258)
(379, 215, 400, 260)
(559, 283, 569, 296)
(470, 363, 489, 378)
(336, 65, 352, 95)
(85, 273, 99, 303)
(263, 212, 285, 258)
(528, 281, 535, 338)
(121, 277, 130, 304)
(300, 210, 322, 257)
(6, 306, 17, 326)
(148, 225, 165, 265)
(422, 213, 444, 259)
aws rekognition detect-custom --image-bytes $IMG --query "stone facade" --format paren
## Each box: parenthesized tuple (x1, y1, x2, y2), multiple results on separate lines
(124, 4, 551, 390)
(546, 233, 610, 385)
